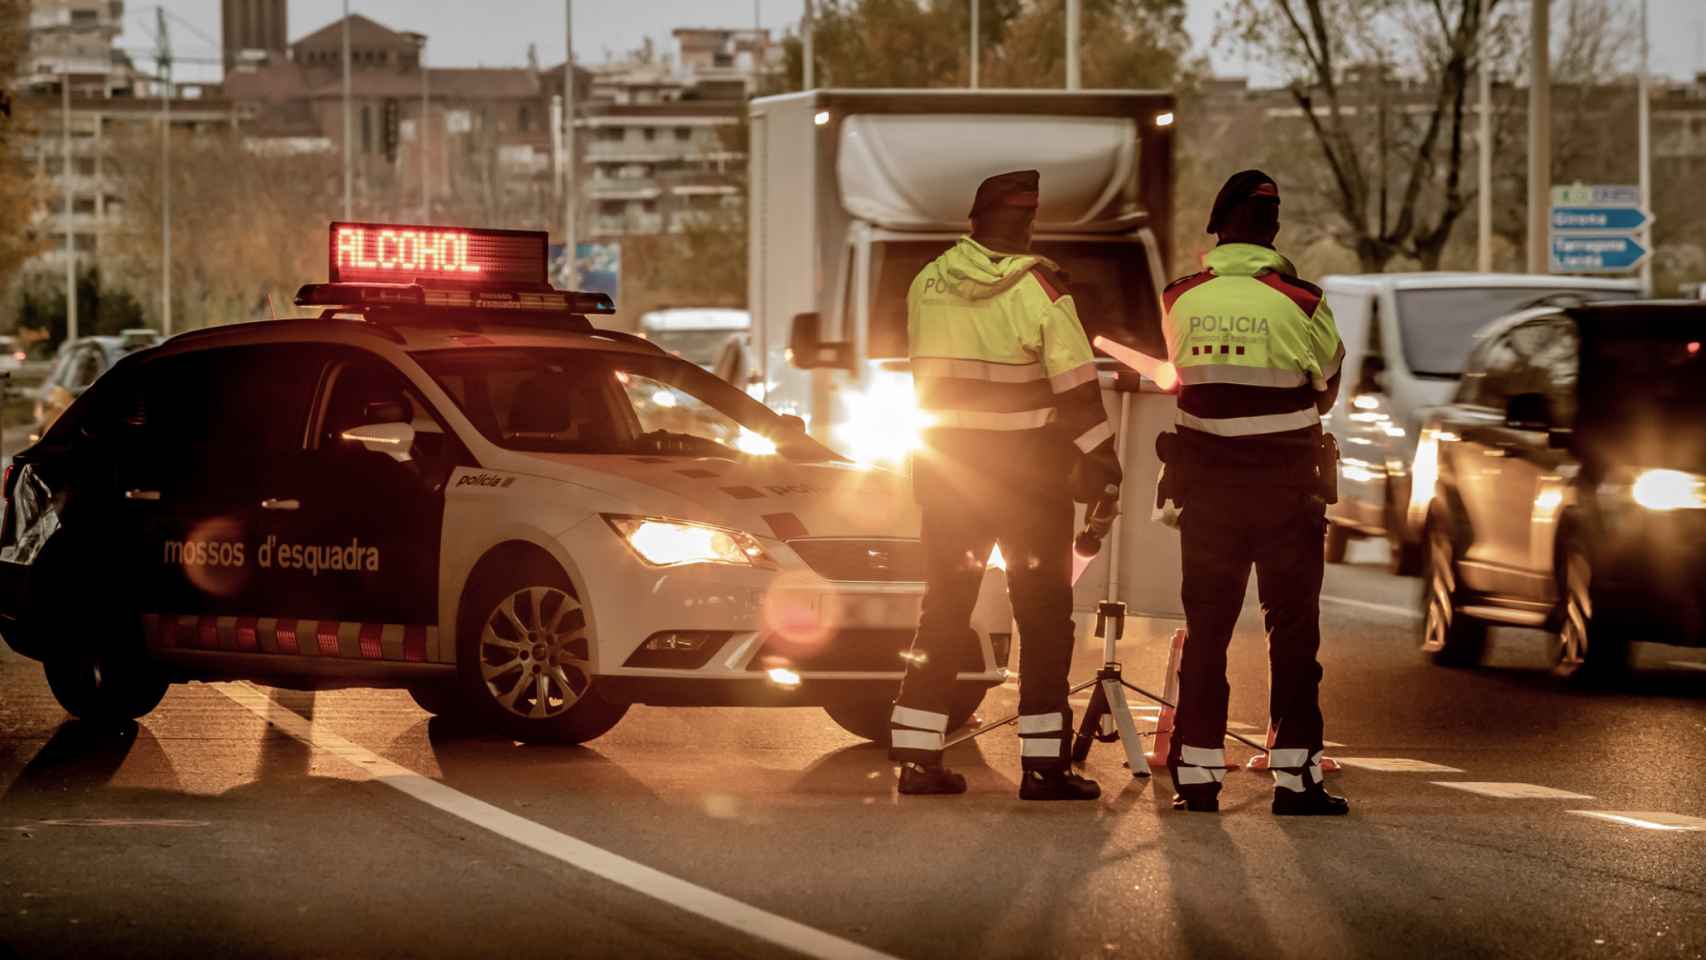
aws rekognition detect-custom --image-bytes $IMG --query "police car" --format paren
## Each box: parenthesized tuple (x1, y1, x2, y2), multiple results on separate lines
(0, 223, 1011, 743)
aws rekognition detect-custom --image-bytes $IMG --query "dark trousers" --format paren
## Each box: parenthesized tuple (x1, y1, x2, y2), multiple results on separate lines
(894, 482, 1077, 771)
(1169, 486, 1327, 791)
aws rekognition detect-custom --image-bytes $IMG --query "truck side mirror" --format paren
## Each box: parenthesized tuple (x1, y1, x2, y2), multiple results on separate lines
(788, 312, 853, 371)
(1505, 392, 1553, 432)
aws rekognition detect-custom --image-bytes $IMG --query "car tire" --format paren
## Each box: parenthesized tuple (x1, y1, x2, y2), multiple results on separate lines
(1324, 523, 1351, 564)
(456, 554, 628, 745)
(824, 688, 986, 744)
(43, 645, 169, 724)
(1419, 519, 1487, 666)
(1552, 541, 1630, 683)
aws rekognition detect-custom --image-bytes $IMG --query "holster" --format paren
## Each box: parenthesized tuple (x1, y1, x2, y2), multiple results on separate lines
(1317, 432, 1341, 505)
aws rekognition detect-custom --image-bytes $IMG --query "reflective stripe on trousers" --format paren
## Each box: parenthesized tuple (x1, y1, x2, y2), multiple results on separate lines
(1018, 710, 1069, 770)
(889, 704, 949, 762)
(1271, 748, 1326, 793)
(1173, 743, 1227, 787)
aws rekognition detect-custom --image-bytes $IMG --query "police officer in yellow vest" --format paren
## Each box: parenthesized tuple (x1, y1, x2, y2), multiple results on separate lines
(889, 170, 1119, 800)
(1162, 170, 1350, 816)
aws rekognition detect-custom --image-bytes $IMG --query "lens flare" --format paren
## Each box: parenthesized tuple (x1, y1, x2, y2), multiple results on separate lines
(760, 570, 841, 657)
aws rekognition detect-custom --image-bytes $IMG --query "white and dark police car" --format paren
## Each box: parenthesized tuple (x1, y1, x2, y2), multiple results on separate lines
(0, 223, 1011, 742)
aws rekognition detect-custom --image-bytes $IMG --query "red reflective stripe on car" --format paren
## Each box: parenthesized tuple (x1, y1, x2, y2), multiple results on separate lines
(358, 622, 383, 659)
(316, 621, 340, 656)
(403, 625, 428, 662)
(235, 617, 259, 652)
(198, 616, 220, 651)
(276, 618, 299, 654)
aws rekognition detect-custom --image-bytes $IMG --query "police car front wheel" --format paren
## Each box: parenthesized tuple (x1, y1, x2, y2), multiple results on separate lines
(43, 648, 169, 724)
(456, 561, 627, 744)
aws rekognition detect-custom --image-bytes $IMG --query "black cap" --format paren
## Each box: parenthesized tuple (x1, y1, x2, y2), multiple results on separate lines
(969, 169, 1040, 219)
(1206, 169, 1280, 234)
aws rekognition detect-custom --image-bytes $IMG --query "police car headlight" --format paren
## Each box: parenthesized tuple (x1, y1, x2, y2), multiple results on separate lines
(1629, 469, 1706, 511)
(604, 515, 774, 568)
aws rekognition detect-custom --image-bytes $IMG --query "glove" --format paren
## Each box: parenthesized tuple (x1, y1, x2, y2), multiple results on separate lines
(1070, 436, 1124, 504)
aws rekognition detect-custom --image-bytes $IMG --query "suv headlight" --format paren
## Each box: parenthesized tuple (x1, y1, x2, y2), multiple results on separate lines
(604, 515, 774, 568)
(1629, 469, 1706, 511)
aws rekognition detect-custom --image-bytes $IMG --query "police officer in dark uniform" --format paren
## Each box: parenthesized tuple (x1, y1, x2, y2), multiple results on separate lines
(1159, 171, 1350, 816)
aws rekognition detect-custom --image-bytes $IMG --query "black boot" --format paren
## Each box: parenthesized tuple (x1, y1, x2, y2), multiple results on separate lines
(1171, 790, 1220, 813)
(1272, 786, 1350, 816)
(1019, 767, 1101, 801)
(898, 762, 966, 796)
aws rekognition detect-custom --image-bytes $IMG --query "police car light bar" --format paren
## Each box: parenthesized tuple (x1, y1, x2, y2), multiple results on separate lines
(329, 221, 548, 288)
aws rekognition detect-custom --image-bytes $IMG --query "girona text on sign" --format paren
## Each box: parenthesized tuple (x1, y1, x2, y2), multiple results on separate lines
(336, 227, 482, 277)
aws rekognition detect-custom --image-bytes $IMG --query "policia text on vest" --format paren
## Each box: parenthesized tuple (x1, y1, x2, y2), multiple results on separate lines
(1159, 169, 1351, 818)
(889, 169, 1118, 802)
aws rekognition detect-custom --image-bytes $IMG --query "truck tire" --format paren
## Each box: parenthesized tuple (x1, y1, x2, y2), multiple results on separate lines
(456, 554, 627, 744)
(1418, 519, 1486, 666)
(1324, 523, 1351, 564)
(44, 646, 169, 724)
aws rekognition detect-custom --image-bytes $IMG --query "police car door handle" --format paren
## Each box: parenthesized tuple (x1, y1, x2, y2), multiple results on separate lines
(261, 498, 301, 511)
(124, 489, 161, 501)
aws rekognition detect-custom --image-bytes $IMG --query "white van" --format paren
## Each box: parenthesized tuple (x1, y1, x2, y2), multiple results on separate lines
(1321, 273, 1638, 573)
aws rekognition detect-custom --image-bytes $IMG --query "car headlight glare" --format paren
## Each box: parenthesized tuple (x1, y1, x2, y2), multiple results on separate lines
(604, 515, 773, 567)
(1630, 469, 1706, 511)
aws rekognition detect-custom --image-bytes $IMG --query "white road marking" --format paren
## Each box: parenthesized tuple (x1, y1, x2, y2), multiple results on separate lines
(1432, 782, 1594, 800)
(1334, 758, 1463, 774)
(1667, 661, 1706, 672)
(216, 683, 898, 960)
(1320, 595, 1421, 620)
(1568, 811, 1706, 832)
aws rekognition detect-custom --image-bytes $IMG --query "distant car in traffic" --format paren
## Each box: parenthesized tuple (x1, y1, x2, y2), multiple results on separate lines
(0, 336, 25, 377)
(1411, 300, 1706, 680)
(1320, 273, 1638, 574)
(32, 329, 162, 441)
(638, 307, 752, 372)
(0, 223, 1008, 744)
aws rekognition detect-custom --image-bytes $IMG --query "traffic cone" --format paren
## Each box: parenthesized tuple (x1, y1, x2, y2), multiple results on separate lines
(1243, 724, 1342, 773)
(1144, 628, 1186, 769)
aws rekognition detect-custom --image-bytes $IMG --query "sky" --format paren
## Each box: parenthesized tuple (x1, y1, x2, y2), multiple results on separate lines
(127, 0, 1706, 87)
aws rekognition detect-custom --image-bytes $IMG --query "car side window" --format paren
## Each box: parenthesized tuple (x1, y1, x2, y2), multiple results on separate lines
(312, 353, 466, 491)
(134, 345, 330, 496)
(69, 346, 103, 392)
(1527, 318, 1579, 428)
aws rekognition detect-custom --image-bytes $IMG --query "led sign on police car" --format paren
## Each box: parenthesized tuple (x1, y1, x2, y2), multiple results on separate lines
(329, 221, 548, 288)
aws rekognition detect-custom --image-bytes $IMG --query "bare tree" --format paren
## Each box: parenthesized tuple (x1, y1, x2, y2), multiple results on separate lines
(0, 0, 44, 291)
(1228, 0, 1502, 271)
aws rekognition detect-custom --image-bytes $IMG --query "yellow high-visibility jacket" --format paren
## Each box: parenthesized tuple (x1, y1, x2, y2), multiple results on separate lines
(907, 237, 1112, 468)
(1162, 242, 1344, 485)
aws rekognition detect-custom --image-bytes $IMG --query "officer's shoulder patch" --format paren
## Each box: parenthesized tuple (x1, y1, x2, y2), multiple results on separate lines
(1258, 271, 1323, 316)
(1161, 270, 1216, 311)
(1029, 265, 1069, 302)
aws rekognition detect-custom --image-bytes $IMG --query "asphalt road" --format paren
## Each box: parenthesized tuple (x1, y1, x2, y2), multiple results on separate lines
(3, 541, 1704, 959)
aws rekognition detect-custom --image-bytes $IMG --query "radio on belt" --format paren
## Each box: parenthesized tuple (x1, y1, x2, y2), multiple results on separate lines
(295, 220, 614, 315)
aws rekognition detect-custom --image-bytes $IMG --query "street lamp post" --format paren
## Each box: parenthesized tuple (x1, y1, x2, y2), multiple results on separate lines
(1065, 0, 1081, 90)
(343, 0, 352, 221)
(62, 73, 76, 342)
(419, 35, 430, 223)
(1637, 0, 1652, 294)
(562, 0, 577, 288)
(1526, 0, 1550, 274)
(970, 0, 979, 89)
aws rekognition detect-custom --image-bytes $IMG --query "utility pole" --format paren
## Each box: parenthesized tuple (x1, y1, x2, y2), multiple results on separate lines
(969, 0, 979, 89)
(1065, 0, 1081, 90)
(562, 0, 577, 288)
(1477, 23, 1492, 272)
(803, 0, 814, 90)
(1526, 0, 1550, 274)
(62, 73, 76, 343)
(418, 34, 430, 223)
(1637, 0, 1652, 294)
(342, 0, 352, 221)
(158, 7, 172, 335)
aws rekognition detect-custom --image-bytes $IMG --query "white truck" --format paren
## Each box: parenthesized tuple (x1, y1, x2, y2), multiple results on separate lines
(747, 89, 1183, 616)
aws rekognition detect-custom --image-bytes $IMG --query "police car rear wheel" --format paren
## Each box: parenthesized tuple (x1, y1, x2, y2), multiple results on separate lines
(44, 649, 169, 724)
(457, 568, 627, 744)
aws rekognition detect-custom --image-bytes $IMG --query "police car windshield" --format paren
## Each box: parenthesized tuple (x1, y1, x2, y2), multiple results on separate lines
(415, 348, 836, 461)
(1397, 286, 1628, 378)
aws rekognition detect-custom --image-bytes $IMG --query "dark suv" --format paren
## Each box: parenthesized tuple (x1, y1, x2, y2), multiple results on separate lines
(1413, 301, 1706, 680)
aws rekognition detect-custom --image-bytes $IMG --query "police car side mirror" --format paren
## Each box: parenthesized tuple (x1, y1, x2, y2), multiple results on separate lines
(788, 312, 852, 371)
(341, 421, 416, 463)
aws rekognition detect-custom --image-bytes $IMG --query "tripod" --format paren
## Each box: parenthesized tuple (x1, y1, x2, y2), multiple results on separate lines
(944, 600, 1269, 775)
